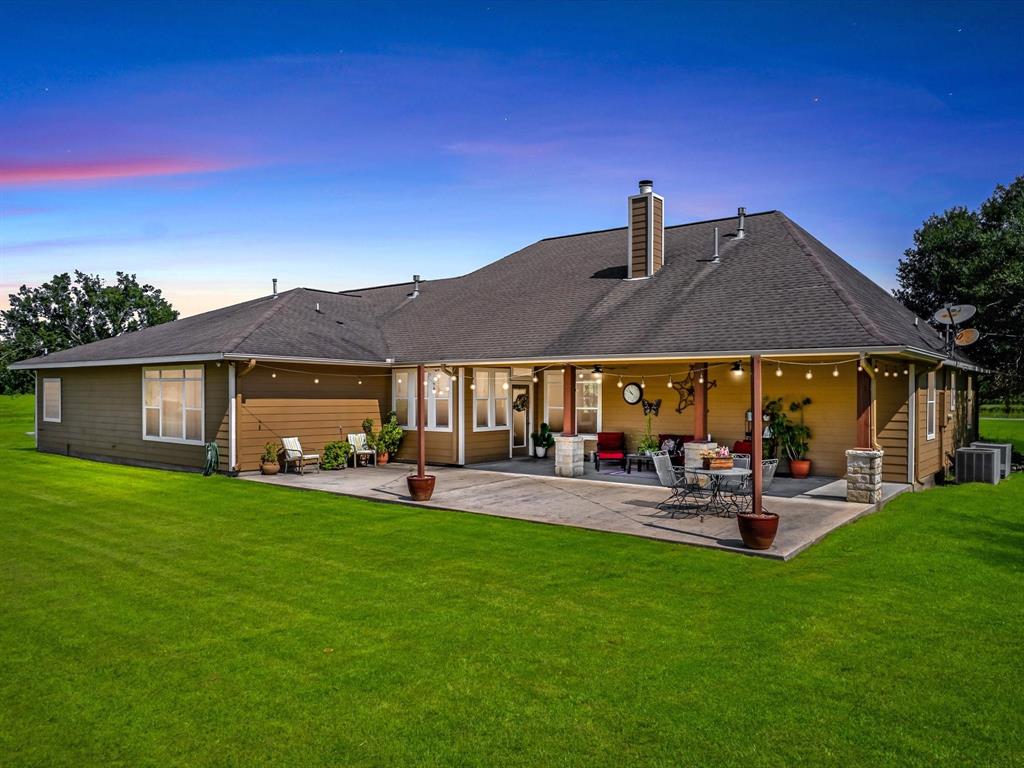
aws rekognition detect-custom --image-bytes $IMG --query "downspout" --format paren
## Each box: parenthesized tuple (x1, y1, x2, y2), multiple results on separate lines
(228, 362, 237, 472)
(33, 371, 38, 448)
(457, 367, 466, 465)
(859, 354, 881, 450)
(907, 363, 916, 485)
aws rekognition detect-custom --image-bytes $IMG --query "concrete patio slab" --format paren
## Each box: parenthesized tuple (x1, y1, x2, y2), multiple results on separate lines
(239, 463, 911, 560)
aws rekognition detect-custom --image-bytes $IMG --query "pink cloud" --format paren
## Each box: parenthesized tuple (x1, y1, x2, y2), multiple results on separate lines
(0, 157, 234, 186)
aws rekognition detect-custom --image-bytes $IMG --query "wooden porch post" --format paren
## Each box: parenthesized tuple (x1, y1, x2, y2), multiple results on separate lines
(750, 355, 763, 516)
(856, 367, 872, 449)
(416, 364, 426, 477)
(562, 365, 576, 436)
(693, 363, 708, 440)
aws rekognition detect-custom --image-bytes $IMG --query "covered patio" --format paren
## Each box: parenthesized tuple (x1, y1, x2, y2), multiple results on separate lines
(239, 462, 910, 560)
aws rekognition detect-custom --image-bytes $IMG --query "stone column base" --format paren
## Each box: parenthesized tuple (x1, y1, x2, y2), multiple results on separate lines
(846, 449, 883, 503)
(554, 435, 586, 478)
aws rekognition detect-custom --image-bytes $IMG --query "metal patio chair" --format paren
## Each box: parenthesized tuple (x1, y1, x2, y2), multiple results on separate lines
(347, 432, 377, 467)
(281, 437, 320, 474)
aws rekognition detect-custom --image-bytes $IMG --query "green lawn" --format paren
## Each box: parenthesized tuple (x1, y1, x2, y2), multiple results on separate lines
(1, 395, 1022, 767)
(980, 416, 1024, 454)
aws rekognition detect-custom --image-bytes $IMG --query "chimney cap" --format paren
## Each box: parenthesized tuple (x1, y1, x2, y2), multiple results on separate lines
(638, 179, 654, 190)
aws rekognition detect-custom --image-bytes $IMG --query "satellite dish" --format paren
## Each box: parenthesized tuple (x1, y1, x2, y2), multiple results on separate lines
(955, 327, 980, 346)
(933, 304, 977, 325)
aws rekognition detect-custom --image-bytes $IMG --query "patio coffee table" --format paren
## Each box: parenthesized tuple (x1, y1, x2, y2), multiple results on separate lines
(625, 453, 654, 474)
(691, 467, 752, 517)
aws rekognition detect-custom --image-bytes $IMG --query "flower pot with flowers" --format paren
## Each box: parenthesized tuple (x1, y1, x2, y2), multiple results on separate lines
(700, 445, 733, 470)
(260, 442, 281, 475)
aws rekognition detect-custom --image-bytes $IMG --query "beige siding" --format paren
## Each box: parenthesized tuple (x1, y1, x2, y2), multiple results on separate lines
(630, 197, 648, 276)
(36, 363, 229, 471)
(463, 367, 510, 463)
(876, 373, 909, 482)
(652, 196, 664, 272)
(236, 363, 389, 472)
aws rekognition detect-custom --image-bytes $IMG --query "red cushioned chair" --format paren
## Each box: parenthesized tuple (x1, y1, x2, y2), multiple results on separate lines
(595, 431, 626, 472)
(732, 440, 753, 455)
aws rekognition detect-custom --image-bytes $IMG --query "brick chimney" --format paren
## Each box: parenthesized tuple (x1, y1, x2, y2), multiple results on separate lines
(627, 179, 665, 278)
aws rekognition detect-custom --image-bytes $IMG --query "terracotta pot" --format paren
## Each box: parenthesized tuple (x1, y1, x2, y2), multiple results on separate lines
(407, 474, 436, 501)
(737, 512, 779, 550)
(377, 452, 389, 465)
(260, 462, 280, 476)
(790, 459, 811, 479)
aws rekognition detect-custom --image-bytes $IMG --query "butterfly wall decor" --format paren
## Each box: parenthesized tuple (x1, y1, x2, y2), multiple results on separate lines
(641, 398, 661, 416)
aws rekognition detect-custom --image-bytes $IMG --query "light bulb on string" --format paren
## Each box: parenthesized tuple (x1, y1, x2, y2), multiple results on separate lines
(775, 363, 783, 377)
(641, 376, 646, 389)
(616, 376, 623, 389)
(271, 372, 277, 378)
(832, 365, 839, 377)
(667, 375, 673, 388)
(805, 368, 813, 380)
(314, 378, 320, 384)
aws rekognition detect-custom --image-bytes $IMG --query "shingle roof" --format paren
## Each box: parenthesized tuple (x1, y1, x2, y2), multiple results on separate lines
(13, 211, 949, 368)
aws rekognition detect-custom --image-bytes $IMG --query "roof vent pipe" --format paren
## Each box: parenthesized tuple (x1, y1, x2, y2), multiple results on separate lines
(736, 207, 746, 239)
(712, 226, 721, 263)
(409, 274, 421, 298)
(638, 179, 653, 194)
(272, 278, 278, 298)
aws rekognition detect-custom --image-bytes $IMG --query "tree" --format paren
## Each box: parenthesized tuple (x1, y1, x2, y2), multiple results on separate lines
(894, 176, 1024, 404)
(0, 271, 178, 394)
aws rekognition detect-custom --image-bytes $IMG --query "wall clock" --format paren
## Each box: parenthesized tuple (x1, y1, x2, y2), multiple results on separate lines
(622, 382, 643, 405)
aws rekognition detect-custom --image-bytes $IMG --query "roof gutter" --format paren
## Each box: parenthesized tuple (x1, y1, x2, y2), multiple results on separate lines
(9, 353, 226, 370)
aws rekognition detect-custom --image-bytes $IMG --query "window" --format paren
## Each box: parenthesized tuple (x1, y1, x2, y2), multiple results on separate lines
(926, 371, 936, 440)
(143, 366, 204, 444)
(544, 370, 602, 435)
(393, 368, 453, 431)
(473, 369, 509, 430)
(949, 371, 956, 412)
(42, 378, 61, 422)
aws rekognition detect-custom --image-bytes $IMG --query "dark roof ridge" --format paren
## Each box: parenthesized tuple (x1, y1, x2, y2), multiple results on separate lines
(538, 210, 779, 243)
(775, 213, 890, 346)
(222, 288, 301, 354)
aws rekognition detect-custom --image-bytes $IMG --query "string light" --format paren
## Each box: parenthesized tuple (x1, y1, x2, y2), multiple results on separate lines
(502, 381, 509, 391)
(892, 369, 899, 378)
(873, 364, 879, 373)
(640, 376, 646, 389)
(884, 368, 890, 377)
(616, 376, 623, 388)
(532, 374, 538, 383)
(271, 372, 277, 378)
(577, 371, 584, 380)
(698, 372, 704, 384)
(857, 363, 863, 371)
(358, 379, 362, 385)
(903, 367, 909, 375)
(667, 375, 674, 388)
(593, 369, 601, 380)
(805, 368, 813, 380)
(314, 378, 319, 384)
(776, 363, 783, 377)
(832, 365, 839, 377)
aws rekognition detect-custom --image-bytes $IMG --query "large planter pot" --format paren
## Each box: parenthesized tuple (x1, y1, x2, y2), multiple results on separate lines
(407, 474, 436, 501)
(789, 459, 811, 479)
(534, 446, 549, 458)
(737, 512, 779, 550)
(377, 452, 389, 465)
(260, 462, 279, 476)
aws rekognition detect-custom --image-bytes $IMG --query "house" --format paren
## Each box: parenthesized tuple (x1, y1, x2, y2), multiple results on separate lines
(12, 181, 979, 488)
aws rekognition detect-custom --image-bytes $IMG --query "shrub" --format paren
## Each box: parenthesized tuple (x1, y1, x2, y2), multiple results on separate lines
(322, 440, 352, 470)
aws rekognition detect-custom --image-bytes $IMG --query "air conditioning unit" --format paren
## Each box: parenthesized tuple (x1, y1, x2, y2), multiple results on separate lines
(955, 447, 1000, 485)
(970, 442, 1012, 479)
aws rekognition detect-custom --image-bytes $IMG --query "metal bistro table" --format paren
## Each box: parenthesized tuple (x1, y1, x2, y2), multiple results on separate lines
(691, 466, 752, 517)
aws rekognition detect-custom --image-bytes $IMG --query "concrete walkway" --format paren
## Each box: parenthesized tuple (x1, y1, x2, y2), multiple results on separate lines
(239, 463, 910, 560)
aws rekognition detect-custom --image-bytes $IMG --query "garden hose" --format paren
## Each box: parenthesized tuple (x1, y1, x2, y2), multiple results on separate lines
(203, 441, 220, 476)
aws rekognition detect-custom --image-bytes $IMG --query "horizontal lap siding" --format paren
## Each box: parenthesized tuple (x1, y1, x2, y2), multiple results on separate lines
(36, 363, 229, 471)
(876, 374, 909, 483)
(236, 364, 389, 472)
(600, 364, 702, 451)
(915, 371, 941, 483)
(464, 367, 510, 463)
(707, 359, 856, 477)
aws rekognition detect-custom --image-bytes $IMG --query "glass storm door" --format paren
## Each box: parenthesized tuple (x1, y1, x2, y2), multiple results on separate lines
(511, 384, 530, 456)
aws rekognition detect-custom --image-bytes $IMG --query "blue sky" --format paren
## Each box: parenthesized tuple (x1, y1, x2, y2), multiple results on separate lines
(2, 0, 1022, 316)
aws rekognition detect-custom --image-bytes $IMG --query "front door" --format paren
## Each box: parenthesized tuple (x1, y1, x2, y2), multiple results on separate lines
(511, 384, 530, 457)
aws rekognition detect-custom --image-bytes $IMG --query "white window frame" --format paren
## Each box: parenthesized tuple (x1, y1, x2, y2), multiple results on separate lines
(42, 377, 61, 423)
(142, 365, 205, 445)
(392, 368, 453, 432)
(543, 370, 602, 437)
(472, 369, 510, 432)
(926, 371, 936, 440)
(949, 371, 956, 412)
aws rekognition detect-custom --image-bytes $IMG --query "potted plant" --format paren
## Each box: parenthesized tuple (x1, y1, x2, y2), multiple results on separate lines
(407, 471, 436, 501)
(260, 442, 280, 475)
(322, 440, 352, 470)
(365, 411, 403, 464)
(636, 414, 659, 455)
(530, 422, 555, 458)
(783, 397, 813, 479)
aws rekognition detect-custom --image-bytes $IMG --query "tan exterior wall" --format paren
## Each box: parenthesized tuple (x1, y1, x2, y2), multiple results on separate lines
(630, 197, 648, 276)
(463, 367, 511, 463)
(36, 362, 229, 471)
(392, 368, 460, 465)
(235, 363, 389, 472)
(876, 373, 910, 483)
(913, 367, 976, 484)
